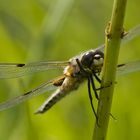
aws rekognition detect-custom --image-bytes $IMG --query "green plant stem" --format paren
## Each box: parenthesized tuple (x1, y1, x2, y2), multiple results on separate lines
(93, 0, 127, 140)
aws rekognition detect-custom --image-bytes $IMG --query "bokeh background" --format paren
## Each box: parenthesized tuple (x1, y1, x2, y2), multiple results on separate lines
(0, 0, 140, 140)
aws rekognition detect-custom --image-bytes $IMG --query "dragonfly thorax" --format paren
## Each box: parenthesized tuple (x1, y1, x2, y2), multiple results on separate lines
(64, 50, 104, 77)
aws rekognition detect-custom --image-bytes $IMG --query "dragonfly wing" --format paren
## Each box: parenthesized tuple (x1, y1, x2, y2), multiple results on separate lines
(121, 24, 140, 45)
(0, 61, 68, 79)
(0, 76, 65, 111)
(96, 25, 140, 52)
(117, 60, 140, 76)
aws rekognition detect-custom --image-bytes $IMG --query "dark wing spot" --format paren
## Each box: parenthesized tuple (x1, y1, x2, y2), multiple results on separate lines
(23, 91, 31, 95)
(17, 64, 25, 67)
(117, 63, 125, 67)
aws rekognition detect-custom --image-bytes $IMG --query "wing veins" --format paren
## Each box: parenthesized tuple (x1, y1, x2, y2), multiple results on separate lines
(0, 76, 65, 111)
(0, 61, 68, 79)
(117, 60, 140, 76)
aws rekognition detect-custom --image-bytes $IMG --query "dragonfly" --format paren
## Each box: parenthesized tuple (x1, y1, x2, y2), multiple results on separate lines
(0, 26, 140, 120)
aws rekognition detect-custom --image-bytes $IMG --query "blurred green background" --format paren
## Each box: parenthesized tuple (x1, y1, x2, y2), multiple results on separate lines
(0, 0, 140, 140)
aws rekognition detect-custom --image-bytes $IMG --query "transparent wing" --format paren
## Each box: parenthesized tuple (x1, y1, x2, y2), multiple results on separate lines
(1, 25, 140, 79)
(0, 76, 65, 111)
(121, 24, 140, 44)
(0, 61, 68, 79)
(117, 60, 140, 76)
(96, 24, 140, 52)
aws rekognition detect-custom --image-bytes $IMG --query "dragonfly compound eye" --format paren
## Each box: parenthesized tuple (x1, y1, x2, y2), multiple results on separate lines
(81, 50, 104, 70)
(81, 51, 95, 68)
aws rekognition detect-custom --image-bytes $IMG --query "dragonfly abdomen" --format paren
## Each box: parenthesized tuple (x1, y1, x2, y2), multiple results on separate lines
(35, 76, 83, 114)
(34, 88, 67, 114)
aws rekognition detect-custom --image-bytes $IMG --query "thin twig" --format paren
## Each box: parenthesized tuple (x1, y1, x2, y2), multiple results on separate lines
(93, 0, 127, 139)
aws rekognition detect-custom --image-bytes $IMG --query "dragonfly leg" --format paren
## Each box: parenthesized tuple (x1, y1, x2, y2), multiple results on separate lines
(75, 59, 88, 76)
(93, 73, 101, 83)
(87, 78, 98, 121)
(109, 113, 117, 121)
(76, 58, 100, 123)
(89, 76, 99, 100)
(96, 82, 112, 91)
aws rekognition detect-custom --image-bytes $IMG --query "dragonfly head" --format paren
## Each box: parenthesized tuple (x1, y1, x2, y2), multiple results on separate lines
(81, 50, 104, 73)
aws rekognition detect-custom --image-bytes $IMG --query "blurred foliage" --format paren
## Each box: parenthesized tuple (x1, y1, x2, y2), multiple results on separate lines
(0, 0, 140, 140)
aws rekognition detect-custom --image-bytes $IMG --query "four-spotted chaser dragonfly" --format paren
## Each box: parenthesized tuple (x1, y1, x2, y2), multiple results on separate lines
(0, 26, 140, 119)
